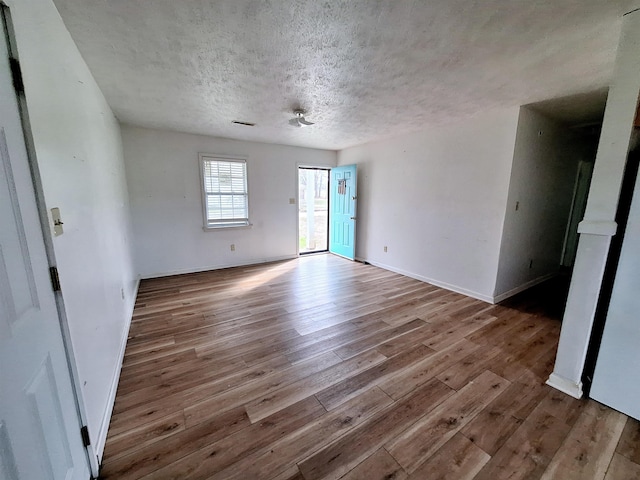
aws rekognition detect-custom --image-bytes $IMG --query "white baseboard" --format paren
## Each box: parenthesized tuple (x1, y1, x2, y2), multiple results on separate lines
(95, 277, 140, 460)
(141, 255, 299, 280)
(358, 258, 494, 304)
(492, 273, 557, 303)
(546, 372, 584, 399)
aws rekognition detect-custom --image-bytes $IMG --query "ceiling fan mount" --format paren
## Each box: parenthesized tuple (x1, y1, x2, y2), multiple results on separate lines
(289, 109, 315, 127)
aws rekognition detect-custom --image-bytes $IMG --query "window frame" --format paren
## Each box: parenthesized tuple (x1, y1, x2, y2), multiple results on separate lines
(199, 153, 251, 230)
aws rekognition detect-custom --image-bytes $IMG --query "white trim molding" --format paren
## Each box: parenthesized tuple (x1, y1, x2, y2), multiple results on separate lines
(492, 273, 557, 304)
(546, 372, 584, 399)
(95, 277, 141, 460)
(577, 220, 617, 236)
(141, 255, 299, 280)
(357, 258, 494, 303)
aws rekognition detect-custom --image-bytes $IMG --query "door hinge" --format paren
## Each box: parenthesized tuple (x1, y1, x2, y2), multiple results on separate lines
(80, 425, 91, 447)
(9, 58, 24, 94)
(49, 266, 61, 292)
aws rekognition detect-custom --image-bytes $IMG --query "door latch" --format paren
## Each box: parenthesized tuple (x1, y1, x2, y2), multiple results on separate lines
(51, 207, 64, 236)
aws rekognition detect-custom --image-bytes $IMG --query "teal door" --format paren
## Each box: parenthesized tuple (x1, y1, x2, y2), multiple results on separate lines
(329, 164, 357, 260)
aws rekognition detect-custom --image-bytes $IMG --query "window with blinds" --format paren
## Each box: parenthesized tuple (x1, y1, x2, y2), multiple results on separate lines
(199, 154, 249, 228)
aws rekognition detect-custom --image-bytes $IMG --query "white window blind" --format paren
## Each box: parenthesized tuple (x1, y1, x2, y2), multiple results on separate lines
(200, 155, 249, 228)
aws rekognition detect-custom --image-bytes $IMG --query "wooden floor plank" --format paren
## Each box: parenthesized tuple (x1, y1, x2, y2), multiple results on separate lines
(460, 370, 547, 455)
(284, 319, 394, 364)
(386, 370, 510, 473)
(377, 338, 481, 400)
(536, 387, 587, 427)
(407, 433, 490, 480)
(113, 354, 283, 414)
(294, 302, 386, 336)
(491, 328, 560, 382)
(473, 393, 575, 480)
(240, 318, 364, 365)
(374, 320, 451, 357)
(339, 448, 408, 480)
(183, 351, 341, 428)
(604, 453, 640, 480)
(435, 343, 502, 390)
(117, 349, 198, 383)
(297, 378, 455, 480)
(269, 465, 305, 480)
(103, 411, 185, 462)
(465, 309, 527, 346)
(115, 353, 246, 397)
(138, 397, 325, 479)
(540, 401, 627, 480)
(109, 354, 292, 433)
(423, 312, 496, 351)
(333, 318, 428, 360)
(100, 407, 250, 479)
(616, 417, 640, 464)
(208, 387, 394, 480)
(244, 349, 386, 423)
(98, 255, 638, 480)
(316, 344, 435, 411)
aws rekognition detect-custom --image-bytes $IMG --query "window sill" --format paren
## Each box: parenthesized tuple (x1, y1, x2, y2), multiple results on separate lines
(203, 223, 253, 232)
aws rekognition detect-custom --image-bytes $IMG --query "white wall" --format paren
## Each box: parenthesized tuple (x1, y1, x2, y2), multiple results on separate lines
(9, 0, 136, 458)
(122, 125, 337, 278)
(590, 161, 640, 419)
(337, 108, 520, 301)
(493, 107, 584, 300)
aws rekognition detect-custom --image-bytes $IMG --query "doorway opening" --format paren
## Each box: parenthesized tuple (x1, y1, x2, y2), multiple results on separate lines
(298, 167, 329, 254)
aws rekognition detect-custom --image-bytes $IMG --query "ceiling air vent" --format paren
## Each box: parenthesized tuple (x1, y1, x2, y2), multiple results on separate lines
(232, 121, 256, 127)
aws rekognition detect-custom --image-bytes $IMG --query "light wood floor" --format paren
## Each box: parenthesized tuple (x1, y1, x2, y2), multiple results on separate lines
(100, 254, 640, 480)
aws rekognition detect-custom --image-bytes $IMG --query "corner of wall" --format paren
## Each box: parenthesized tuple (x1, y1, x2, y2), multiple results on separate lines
(490, 107, 526, 299)
(493, 107, 582, 301)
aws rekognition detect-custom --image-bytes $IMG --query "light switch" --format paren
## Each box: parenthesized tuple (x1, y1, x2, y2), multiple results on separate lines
(289, 198, 296, 204)
(51, 207, 64, 236)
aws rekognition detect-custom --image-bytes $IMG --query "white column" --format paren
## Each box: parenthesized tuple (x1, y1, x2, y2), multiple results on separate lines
(547, 8, 640, 398)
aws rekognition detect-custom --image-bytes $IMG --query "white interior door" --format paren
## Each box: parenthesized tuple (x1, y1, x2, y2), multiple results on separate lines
(590, 164, 640, 420)
(561, 160, 594, 267)
(0, 7, 90, 479)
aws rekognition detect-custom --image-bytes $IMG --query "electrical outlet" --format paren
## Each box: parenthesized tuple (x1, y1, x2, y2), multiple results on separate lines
(121, 288, 125, 300)
(384, 246, 388, 253)
(231, 244, 235, 251)
(529, 259, 533, 269)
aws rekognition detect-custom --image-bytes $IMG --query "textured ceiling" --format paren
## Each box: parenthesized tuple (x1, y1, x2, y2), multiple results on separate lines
(53, 0, 640, 150)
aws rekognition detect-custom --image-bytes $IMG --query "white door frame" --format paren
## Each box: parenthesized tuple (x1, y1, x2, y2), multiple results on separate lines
(296, 164, 331, 256)
(1, 3, 99, 476)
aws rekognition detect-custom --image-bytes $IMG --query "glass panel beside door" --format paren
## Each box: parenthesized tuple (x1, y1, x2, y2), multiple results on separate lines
(298, 168, 329, 254)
